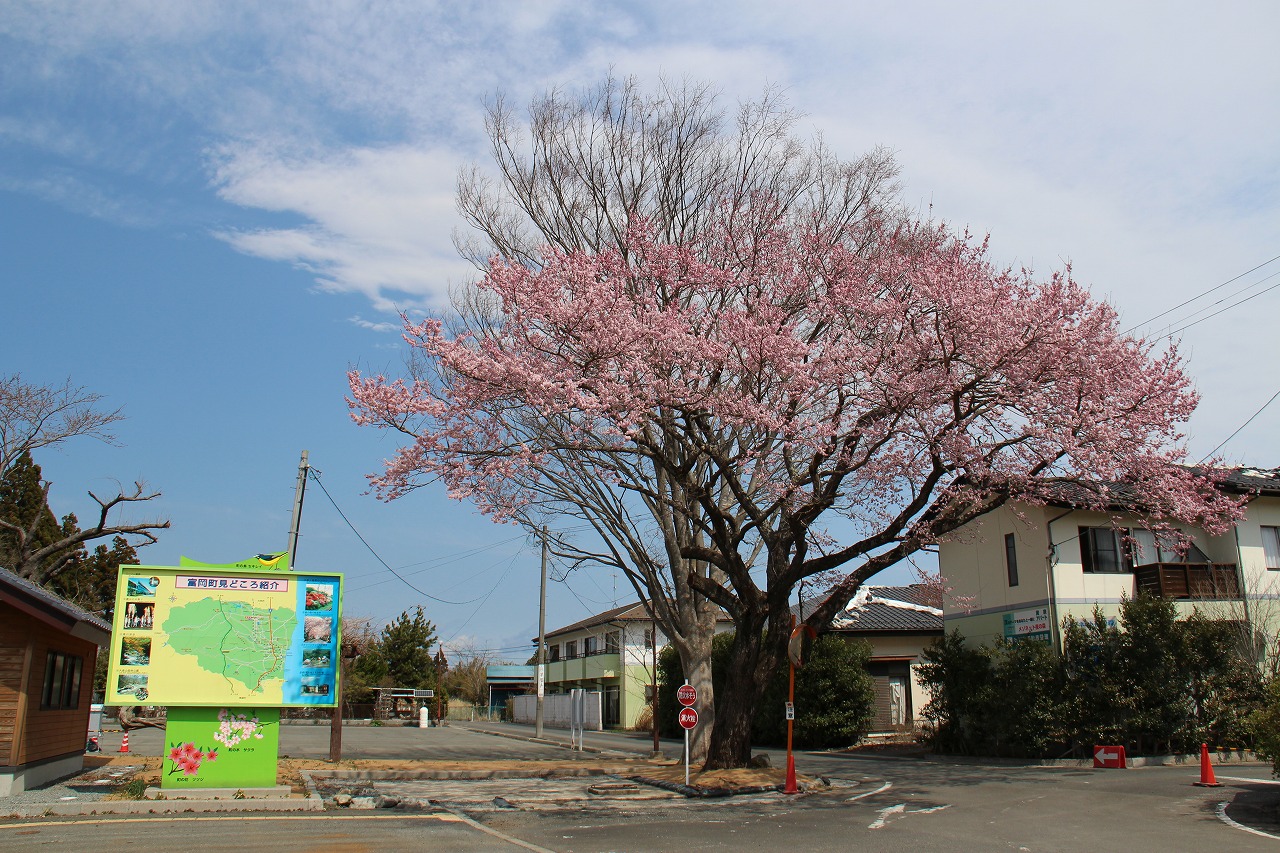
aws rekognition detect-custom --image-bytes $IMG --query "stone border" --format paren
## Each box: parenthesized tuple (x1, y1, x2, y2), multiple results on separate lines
(625, 775, 786, 798)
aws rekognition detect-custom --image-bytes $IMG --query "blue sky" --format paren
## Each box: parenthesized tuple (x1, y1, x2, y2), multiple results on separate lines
(3, 1, 1278, 661)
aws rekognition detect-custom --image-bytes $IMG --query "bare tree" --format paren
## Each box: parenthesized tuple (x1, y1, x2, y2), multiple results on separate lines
(444, 644, 495, 709)
(0, 374, 168, 583)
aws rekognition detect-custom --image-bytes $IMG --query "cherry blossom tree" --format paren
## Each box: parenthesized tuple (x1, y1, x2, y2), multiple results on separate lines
(443, 76, 902, 764)
(349, 210, 1241, 768)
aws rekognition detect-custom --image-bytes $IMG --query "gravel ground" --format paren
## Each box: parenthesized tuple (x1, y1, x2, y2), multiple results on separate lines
(1, 761, 142, 810)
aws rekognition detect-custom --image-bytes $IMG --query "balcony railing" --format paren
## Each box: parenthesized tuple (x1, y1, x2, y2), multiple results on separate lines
(1133, 563, 1242, 600)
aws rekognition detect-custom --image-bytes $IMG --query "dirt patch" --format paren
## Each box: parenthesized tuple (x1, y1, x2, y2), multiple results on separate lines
(85, 754, 789, 796)
(634, 764, 808, 791)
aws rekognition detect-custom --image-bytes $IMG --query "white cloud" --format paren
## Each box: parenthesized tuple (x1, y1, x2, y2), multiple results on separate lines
(349, 315, 401, 334)
(211, 143, 475, 309)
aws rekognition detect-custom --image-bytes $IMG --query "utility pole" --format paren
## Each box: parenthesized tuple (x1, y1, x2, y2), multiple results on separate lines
(535, 526, 548, 739)
(286, 450, 309, 569)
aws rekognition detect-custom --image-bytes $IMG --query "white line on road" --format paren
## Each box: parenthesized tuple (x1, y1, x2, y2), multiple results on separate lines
(1216, 802, 1280, 840)
(846, 780, 893, 802)
(1217, 776, 1280, 786)
(868, 803, 951, 830)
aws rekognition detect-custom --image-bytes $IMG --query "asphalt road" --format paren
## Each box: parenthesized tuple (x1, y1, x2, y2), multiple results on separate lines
(4, 723, 1278, 852)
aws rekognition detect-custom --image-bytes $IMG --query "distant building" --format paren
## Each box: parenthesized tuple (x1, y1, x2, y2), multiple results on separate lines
(527, 602, 733, 729)
(1, 567, 110, 796)
(937, 467, 1280, 652)
(797, 585, 943, 730)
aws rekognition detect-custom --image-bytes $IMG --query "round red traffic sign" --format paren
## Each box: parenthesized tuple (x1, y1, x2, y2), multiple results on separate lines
(676, 684, 697, 706)
(678, 707, 699, 730)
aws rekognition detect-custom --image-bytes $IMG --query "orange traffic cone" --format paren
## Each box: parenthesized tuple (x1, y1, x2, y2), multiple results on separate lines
(1193, 742, 1220, 787)
(118, 731, 130, 754)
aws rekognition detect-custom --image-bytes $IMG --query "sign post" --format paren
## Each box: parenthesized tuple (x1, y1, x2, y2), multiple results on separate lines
(677, 681, 698, 786)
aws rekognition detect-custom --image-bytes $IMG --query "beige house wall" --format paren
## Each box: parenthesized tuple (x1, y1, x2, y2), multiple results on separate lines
(941, 494, 1280, 655)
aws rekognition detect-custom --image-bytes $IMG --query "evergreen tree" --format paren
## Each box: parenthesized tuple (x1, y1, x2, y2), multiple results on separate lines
(0, 452, 67, 570)
(49, 535, 139, 616)
(378, 606, 439, 690)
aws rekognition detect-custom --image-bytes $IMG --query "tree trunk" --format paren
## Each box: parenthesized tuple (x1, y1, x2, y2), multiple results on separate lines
(702, 615, 785, 770)
(684, 651, 715, 764)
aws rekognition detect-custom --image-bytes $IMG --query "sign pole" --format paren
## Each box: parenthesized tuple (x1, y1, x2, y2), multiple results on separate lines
(684, 679, 690, 787)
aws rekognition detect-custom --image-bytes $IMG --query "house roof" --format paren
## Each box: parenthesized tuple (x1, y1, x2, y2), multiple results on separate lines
(542, 600, 732, 640)
(1033, 466, 1280, 511)
(0, 566, 112, 646)
(1218, 467, 1280, 497)
(796, 585, 944, 634)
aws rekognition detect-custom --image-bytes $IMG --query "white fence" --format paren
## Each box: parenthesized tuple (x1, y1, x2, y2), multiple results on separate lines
(512, 691, 604, 731)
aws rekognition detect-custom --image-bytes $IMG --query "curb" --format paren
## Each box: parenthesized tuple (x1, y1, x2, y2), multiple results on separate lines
(1, 795, 323, 818)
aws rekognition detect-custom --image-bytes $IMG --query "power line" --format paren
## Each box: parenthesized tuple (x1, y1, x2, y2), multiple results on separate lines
(1122, 252, 1280, 335)
(307, 469, 501, 606)
(1200, 386, 1280, 462)
(1150, 275, 1280, 342)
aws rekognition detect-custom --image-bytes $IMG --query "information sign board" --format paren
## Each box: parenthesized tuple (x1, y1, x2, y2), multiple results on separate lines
(677, 684, 697, 706)
(1002, 607, 1052, 643)
(678, 707, 699, 730)
(106, 563, 343, 707)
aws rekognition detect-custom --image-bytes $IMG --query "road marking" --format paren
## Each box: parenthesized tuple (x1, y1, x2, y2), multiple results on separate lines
(1215, 802, 1280, 840)
(846, 781, 893, 802)
(868, 803, 950, 830)
(1217, 775, 1280, 786)
(0, 813, 464, 830)
(437, 806, 559, 852)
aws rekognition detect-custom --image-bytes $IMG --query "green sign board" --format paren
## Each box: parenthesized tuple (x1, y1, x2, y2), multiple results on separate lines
(162, 706, 280, 790)
(106, 563, 343, 707)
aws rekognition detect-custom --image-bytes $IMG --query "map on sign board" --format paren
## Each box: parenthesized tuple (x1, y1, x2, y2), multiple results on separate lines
(106, 563, 343, 708)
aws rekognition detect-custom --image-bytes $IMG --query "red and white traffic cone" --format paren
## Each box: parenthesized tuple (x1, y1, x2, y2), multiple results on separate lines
(118, 731, 130, 753)
(1193, 742, 1220, 787)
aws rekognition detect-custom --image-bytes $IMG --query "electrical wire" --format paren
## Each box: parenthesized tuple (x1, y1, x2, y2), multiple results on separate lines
(1150, 276, 1280, 342)
(1122, 252, 1280, 335)
(307, 468, 502, 606)
(1199, 386, 1280, 462)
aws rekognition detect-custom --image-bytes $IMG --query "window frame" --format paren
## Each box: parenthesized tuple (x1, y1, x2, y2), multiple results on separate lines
(1262, 525, 1280, 571)
(1079, 526, 1132, 574)
(40, 649, 83, 711)
(1005, 533, 1019, 587)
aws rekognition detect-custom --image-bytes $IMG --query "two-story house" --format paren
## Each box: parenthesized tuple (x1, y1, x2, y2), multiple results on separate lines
(538, 602, 733, 729)
(937, 468, 1280, 652)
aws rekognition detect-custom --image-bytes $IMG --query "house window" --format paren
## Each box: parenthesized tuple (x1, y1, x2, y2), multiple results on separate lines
(584, 636, 598, 656)
(40, 650, 83, 711)
(605, 631, 620, 654)
(565, 640, 578, 659)
(1130, 528, 1211, 565)
(1263, 526, 1280, 570)
(1079, 527, 1131, 573)
(548, 644, 560, 662)
(643, 628, 654, 649)
(1005, 533, 1019, 587)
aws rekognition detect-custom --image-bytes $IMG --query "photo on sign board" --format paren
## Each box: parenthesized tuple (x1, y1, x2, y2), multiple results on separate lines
(123, 602, 154, 630)
(117, 673, 148, 699)
(126, 576, 160, 597)
(304, 583, 334, 612)
(303, 616, 332, 643)
(300, 678, 330, 696)
(301, 647, 331, 668)
(119, 636, 151, 667)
